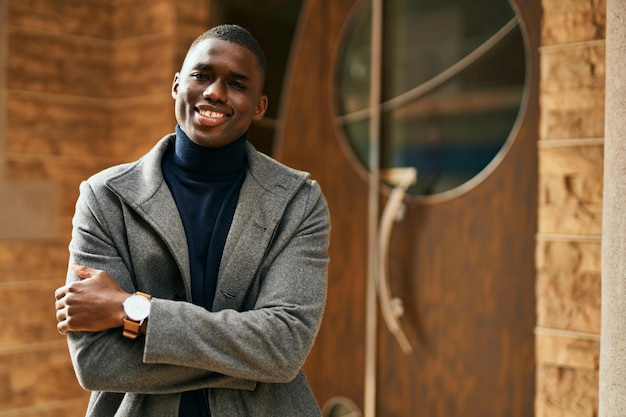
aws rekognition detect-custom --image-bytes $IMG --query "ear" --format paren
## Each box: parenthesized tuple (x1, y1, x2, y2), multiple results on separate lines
(171, 73, 181, 99)
(252, 95, 269, 121)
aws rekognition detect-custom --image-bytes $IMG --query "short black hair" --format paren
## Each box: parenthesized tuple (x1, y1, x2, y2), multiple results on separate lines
(190, 24, 267, 82)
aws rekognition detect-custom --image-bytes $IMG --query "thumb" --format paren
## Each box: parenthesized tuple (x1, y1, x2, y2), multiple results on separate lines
(71, 262, 95, 280)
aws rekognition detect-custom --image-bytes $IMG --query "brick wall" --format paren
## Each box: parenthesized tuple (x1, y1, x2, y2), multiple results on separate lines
(0, 0, 208, 415)
(535, 0, 606, 416)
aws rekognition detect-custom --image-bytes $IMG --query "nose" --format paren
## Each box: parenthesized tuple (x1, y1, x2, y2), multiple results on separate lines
(203, 80, 226, 103)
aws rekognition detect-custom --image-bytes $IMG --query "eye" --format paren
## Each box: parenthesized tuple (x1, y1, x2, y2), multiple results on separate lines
(229, 81, 247, 90)
(190, 72, 210, 81)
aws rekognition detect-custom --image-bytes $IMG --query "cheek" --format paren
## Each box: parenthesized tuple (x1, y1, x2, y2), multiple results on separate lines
(175, 84, 192, 102)
(176, 88, 193, 107)
(174, 96, 190, 122)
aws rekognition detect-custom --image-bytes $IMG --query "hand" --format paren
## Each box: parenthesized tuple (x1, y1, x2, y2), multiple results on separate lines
(55, 263, 130, 335)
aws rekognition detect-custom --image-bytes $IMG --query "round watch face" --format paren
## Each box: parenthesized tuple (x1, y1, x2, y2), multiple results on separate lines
(124, 294, 151, 321)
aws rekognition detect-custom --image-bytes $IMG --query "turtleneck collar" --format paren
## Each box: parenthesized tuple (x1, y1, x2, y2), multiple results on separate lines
(173, 125, 248, 175)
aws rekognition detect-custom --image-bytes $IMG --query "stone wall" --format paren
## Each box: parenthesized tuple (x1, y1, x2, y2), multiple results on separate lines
(535, 0, 605, 415)
(0, 0, 208, 415)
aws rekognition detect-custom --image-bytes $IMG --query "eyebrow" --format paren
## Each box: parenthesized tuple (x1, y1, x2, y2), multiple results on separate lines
(193, 63, 251, 82)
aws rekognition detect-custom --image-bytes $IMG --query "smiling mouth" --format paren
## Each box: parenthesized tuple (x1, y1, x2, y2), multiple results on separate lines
(197, 108, 226, 119)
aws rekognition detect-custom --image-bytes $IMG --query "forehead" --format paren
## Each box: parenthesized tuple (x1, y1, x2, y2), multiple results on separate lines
(184, 38, 262, 78)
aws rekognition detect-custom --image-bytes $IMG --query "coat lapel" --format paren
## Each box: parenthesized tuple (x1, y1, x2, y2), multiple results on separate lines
(213, 145, 308, 311)
(135, 182, 191, 288)
(105, 135, 192, 296)
(213, 176, 282, 311)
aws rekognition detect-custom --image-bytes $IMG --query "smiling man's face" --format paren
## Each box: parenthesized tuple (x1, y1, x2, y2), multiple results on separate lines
(171, 38, 268, 148)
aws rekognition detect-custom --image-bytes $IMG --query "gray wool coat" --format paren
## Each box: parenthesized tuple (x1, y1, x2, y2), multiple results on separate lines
(65, 134, 330, 417)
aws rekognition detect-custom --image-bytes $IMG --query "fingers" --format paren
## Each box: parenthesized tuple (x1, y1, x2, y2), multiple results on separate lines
(54, 286, 65, 301)
(54, 290, 68, 334)
(55, 281, 74, 334)
(56, 318, 68, 335)
(55, 263, 96, 336)
(54, 297, 64, 311)
(55, 306, 67, 334)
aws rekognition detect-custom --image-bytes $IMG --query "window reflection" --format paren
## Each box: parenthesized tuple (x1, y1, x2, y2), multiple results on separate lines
(337, 0, 527, 196)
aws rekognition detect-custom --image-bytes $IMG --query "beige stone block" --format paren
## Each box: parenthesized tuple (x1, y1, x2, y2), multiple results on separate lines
(7, 0, 113, 38)
(540, 108, 605, 139)
(538, 203, 602, 235)
(537, 145, 603, 234)
(535, 240, 601, 275)
(6, 94, 112, 158)
(4, 154, 125, 217)
(177, 0, 212, 33)
(541, 0, 606, 45)
(539, 175, 602, 211)
(6, 399, 89, 417)
(0, 180, 58, 241)
(539, 47, 606, 143)
(539, 91, 605, 140)
(538, 172, 603, 205)
(0, 343, 85, 411)
(58, 216, 74, 245)
(109, 95, 176, 160)
(539, 145, 604, 176)
(537, 146, 604, 233)
(112, 0, 176, 39)
(536, 271, 601, 333)
(540, 85, 605, 112)
(536, 331, 599, 369)
(5, 153, 123, 183)
(59, 183, 81, 221)
(0, 242, 69, 283)
(112, 37, 177, 98)
(535, 365, 598, 417)
(7, 30, 113, 98)
(0, 283, 62, 345)
(541, 44, 605, 86)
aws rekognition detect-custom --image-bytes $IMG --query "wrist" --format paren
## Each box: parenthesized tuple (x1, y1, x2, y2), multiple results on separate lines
(119, 293, 130, 327)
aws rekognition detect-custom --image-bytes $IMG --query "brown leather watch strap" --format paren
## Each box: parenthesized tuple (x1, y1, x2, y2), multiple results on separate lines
(122, 320, 142, 340)
(136, 291, 152, 300)
(122, 292, 152, 340)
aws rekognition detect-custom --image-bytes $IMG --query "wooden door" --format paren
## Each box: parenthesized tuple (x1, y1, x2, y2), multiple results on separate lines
(276, 0, 540, 415)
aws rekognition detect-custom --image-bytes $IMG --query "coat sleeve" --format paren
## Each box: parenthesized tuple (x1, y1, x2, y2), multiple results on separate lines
(143, 180, 331, 384)
(66, 179, 256, 394)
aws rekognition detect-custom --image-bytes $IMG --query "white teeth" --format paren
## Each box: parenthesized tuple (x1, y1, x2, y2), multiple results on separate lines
(199, 109, 225, 118)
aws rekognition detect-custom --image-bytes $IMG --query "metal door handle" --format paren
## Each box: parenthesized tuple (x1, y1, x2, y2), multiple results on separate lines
(377, 167, 417, 355)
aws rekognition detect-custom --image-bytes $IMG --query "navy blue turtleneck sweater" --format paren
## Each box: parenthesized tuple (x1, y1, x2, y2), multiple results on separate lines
(162, 126, 248, 417)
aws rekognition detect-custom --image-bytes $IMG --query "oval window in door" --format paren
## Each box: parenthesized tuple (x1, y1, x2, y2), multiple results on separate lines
(336, 0, 528, 198)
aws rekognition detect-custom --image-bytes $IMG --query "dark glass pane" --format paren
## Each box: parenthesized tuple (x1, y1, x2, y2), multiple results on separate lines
(337, 0, 526, 196)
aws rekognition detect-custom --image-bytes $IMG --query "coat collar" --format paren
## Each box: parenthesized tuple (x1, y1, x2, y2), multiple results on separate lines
(104, 134, 310, 310)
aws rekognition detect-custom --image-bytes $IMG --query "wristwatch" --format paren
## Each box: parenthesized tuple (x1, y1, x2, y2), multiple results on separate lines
(122, 291, 152, 340)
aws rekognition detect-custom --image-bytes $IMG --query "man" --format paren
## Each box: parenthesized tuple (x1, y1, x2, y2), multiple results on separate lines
(54, 24, 330, 417)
